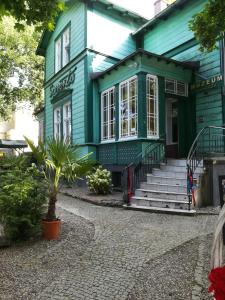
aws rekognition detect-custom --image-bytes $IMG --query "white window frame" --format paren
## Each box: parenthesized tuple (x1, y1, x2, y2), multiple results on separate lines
(101, 87, 115, 143)
(146, 74, 159, 139)
(55, 26, 70, 74)
(119, 75, 138, 140)
(38, 118, 44, 142)
(63, 102, 72, 141)
(165, 78, 188, 97)
(54, 107, 61, 139)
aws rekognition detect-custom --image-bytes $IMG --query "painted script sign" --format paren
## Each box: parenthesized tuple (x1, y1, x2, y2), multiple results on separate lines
(190, 75, 223, 92)
(50, 67, 77, 98)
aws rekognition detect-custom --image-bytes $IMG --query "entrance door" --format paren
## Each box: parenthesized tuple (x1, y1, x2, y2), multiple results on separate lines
(166, 98, 179, 158)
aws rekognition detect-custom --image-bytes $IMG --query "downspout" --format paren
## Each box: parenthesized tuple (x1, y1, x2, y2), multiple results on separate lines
(220, 33, 225, 126)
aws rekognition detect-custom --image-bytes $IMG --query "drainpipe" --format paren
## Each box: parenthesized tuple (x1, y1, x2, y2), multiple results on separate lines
(220, 33, 225, 126)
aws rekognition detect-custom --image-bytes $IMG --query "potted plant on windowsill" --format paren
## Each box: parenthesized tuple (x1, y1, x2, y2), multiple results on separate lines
(25, 136, 93, 240)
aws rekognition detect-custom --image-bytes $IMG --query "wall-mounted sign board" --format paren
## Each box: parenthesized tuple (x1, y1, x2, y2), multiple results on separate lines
(190, 75, 223, 92)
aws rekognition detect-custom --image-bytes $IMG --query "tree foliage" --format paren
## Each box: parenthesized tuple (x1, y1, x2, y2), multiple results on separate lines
(189, 0, 225, 52)
(0, 0, 64, 31)
(0, 17, 44, 119)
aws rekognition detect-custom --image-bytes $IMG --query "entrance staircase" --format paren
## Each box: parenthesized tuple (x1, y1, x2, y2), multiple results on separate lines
(127, 158, 203, 215)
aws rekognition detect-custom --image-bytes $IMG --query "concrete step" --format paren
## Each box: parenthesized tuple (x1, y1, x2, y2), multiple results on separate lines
(152, 168, 202, 179)
(135, 188, 188, 201)
(140, 182, 187, 193)
(160, 163, 203, 173)
(147, 174, 187, 186)
(124, 203, 196, 216)
(167, 159, 203, 168)
(130, 196, 190, 210)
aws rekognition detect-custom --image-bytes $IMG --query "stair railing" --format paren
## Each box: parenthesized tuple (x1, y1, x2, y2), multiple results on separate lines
(123, 137, 166, 204)
(187, 125, 225, 209)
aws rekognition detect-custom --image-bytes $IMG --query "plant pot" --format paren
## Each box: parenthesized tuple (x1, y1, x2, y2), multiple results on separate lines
(42, 219, 61, 240)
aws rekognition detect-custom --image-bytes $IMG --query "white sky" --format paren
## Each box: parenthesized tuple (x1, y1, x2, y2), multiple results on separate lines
(110, 0, 155, 19)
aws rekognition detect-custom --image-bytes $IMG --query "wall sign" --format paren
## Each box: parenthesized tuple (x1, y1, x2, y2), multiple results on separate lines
(190, 75, 223, 92)
(50, 67, 77, 98)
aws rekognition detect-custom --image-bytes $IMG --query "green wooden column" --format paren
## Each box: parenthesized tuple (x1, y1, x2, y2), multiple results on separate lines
(158, 76, 166, 138)
(138, 72, 147, 139)
(115, 83, 120, 141)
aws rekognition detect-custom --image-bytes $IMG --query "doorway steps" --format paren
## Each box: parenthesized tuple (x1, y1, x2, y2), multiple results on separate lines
(125, 159, 203, 215)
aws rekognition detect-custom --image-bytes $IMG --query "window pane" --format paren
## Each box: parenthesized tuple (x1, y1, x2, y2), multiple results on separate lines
(54, 108, 61, 139)
(55, 38, 61, 73)
(147, 75, 158, 137)
(101, 88, 115, 141)
(63, 28, 70, 67)
(63, 102, 71, 141)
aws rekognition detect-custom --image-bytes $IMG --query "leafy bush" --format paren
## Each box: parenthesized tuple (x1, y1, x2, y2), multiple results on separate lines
(0, 163, 48, 241)
(86, 166, 112, 195)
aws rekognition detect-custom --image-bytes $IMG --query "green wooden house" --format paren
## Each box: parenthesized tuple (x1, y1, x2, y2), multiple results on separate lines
(37, 0, 225, 212)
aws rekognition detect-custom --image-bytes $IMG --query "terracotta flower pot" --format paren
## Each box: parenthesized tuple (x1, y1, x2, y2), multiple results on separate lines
(42, 219, 61, 240)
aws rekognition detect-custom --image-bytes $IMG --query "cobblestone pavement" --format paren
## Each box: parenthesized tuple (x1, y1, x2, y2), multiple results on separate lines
(55, 195, 216, 300)
(1, 195, 218, 300)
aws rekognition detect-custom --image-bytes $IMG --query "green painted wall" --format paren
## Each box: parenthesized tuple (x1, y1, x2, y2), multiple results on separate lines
(45, 0, 86, 81)
(87, 5, 138, 60)
(143, 0, 223, 137)
(144, 0, 206, 55)
(45, 59, 86, 144)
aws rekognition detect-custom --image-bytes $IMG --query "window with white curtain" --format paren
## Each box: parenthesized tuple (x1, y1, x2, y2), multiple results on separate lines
(55, 25, 70, 73)
(146, 74, 159, 138)
(119, 76, 138, 139)
(101, 87, 115, 141)
(54, 107, 61, 139)
(63, 102, 71, 141)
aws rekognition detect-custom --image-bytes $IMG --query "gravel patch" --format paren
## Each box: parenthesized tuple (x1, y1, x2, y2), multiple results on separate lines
(0, 207, 95, 300)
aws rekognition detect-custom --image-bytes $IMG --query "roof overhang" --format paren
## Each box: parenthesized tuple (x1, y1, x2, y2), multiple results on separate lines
(92, 48, 199, 80)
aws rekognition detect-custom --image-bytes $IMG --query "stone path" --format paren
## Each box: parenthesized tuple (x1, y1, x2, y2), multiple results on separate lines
(1, 194, 218, 299)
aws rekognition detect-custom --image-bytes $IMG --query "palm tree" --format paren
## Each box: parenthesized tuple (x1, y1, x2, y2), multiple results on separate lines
(25, 137, 93, 220)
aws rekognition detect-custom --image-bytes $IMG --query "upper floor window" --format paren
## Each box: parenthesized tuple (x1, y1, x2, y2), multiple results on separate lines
(101, 87, 115, 142)
(165, 78, 188, 97)
(55, 26, 70, 73)
(147, 74, 159, 138)
(119, 76, 138, 139)
(38, 118, 44, 142)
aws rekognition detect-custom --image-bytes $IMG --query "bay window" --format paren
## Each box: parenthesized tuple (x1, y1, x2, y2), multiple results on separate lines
(146, 74, 159, 138)
(101, 87, 115, 141)
(119, 76, 138, 139)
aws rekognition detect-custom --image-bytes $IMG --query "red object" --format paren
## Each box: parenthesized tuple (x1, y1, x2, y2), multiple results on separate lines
(209, 267, 225, 299)
(42, 219, 61, 240)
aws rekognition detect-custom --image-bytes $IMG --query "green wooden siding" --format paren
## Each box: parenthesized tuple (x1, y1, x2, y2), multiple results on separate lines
(87, 6, 138, 60)
(144, 0, 206, 55)
(45, 59, 86, 144)
(45, 1, 86, 81)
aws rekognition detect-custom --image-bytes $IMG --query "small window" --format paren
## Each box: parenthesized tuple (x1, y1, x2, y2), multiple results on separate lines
(165, 78, 188, 97)
(54, 107, 61, 139)
(146, 75, 159, 138)
(101, 87, 115, 141)
(55, 25, 70, 73)
(63, 102, 71, 141)
(119, 76, 138, 139)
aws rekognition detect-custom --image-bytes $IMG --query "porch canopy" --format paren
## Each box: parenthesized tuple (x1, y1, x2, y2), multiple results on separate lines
(0, 139, 27, 149)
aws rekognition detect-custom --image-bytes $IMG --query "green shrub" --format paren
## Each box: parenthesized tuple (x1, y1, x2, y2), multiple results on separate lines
(0, 164, 48, 241)
(86, 166, 112, 195)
